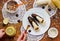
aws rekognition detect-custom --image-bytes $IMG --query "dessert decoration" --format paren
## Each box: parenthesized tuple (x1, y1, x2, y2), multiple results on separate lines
(32, 14, 45, 24)
(28, 16, 39, 32)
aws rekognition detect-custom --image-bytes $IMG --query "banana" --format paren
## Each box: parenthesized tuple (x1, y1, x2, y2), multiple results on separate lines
(52, 0, 60, 9)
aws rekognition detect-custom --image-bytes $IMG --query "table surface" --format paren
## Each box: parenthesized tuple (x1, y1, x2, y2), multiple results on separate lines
(0, 0, 60, 41)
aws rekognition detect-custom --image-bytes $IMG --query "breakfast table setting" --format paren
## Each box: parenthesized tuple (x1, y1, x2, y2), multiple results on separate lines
(0, 0, 60, 41)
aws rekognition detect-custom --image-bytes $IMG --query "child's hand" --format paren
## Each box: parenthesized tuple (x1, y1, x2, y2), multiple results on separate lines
(0, 29, 5, 38)
(17, 31, 27, 41)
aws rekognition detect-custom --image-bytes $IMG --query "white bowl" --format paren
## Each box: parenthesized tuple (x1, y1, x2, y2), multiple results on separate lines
(48, 27, 58, 38)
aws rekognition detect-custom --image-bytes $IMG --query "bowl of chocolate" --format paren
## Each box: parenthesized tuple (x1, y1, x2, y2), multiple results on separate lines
(6, 0, 18, 13)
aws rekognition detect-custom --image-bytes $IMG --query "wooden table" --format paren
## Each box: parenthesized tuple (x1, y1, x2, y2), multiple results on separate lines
(0, 0, 60, 41)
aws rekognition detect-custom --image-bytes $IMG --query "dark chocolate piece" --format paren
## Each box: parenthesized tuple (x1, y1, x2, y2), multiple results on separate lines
(17, 20, 20, 23)
(31, 14, 39, 22)
(28, 30, 31, 33)
(48, 8, 51, 11)
(16, 14, 18, 17)
(28, 16, 38, 28)
(42, 6, 45, 9)
(31, 14, 44, 23)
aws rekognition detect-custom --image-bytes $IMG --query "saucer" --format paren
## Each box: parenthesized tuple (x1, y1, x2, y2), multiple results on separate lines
(2, 0, 26, 24)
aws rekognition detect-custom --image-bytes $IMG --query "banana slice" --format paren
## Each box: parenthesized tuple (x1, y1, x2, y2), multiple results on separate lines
(3, 18, 9, 24)
(45, 5, 50, 14)
(36, 0, 48, 6)
(5, 26, 16, 36)
(31, 14, 45, 24)
(32, 22, 39, 31)
(28, 16, 39, 32)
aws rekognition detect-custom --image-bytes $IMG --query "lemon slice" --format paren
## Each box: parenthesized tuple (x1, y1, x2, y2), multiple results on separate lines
(5, 26, 16, 36)
(3, 18, 9, 24)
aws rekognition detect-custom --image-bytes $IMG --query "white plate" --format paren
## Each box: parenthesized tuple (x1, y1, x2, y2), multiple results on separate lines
(23, 8, 50, 35)
(21, 26, 44, 41)
(33, 0, 57, 17)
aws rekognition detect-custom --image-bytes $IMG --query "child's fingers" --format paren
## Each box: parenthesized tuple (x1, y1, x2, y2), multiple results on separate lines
(17, 33, 24, 41)
(17, 35, 21, 41)
(0, 29, 5, 33)
(2, 32, 5, 35)
(23, 33, 27, 41)
(17, 31, 27, 41)
(0, 29, 4, 31)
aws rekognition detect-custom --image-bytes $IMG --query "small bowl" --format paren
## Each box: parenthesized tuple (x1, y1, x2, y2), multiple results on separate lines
(5, 0, 18, 13)
(48, 27, 58, 38)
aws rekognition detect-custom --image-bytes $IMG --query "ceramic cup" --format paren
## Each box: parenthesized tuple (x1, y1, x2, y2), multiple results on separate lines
(48, 27, 58, 38)
(5, 0, 19, 13)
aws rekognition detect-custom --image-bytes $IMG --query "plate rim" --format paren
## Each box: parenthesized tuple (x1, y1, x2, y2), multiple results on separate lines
(23, 8, 51, 35)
